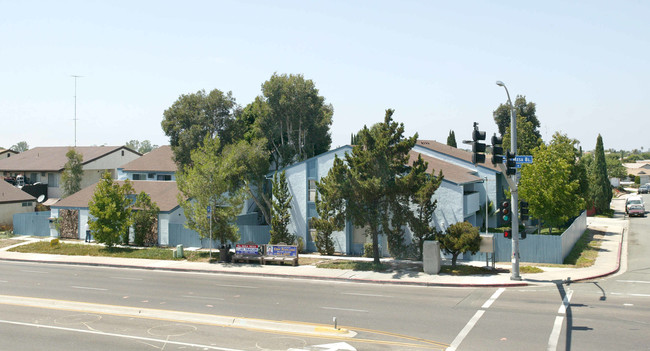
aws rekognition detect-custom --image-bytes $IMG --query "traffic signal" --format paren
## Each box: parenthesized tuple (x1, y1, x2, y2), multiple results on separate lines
(505, 151, 517, 175)
(491, 134, 503, 165)
(504, 229, 512, 239)
(471, 122, 486, 164)
(501, 201, 511, 223)
(520, 201, 529, 221)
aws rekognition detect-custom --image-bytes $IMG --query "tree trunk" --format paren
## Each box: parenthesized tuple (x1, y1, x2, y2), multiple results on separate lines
(452, 253, 459, 267)
(372, 229, 380, 265)
(245, 183, 271, 225)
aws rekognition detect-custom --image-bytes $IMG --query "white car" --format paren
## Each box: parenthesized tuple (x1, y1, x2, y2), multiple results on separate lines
(626, 196, 646, 217)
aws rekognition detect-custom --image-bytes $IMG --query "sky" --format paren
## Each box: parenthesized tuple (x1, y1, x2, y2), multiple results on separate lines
(1, 0, 648, 153)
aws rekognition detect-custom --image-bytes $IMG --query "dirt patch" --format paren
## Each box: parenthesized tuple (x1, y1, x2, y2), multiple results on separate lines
(0, 238, 27, 249)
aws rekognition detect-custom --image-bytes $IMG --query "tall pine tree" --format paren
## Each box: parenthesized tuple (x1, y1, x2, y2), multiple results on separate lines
(446, 130, 457, 147)
(591, 134, 611, 214)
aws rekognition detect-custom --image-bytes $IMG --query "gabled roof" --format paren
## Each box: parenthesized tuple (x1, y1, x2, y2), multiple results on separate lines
(416, 140, 501, 172)
(0, 146, 140, 172)
(121, 145, 177, 173)
(53, 180, 182, 212)
(408, 151, 482, 185)
(0, 149, 18, 158)
(272, 145, 354, 174)
(0, 180, 36, 204)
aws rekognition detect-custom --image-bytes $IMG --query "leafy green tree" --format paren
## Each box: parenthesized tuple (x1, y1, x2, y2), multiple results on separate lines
(125, 140, 158, 154)
(502, 115, 543, 155)
(519, 140, 585, 234)
(312, 157, 347, 255)
(161, 89, 239, 167)
(590, 134, 612, 214)
(333, 109, 416, 264)
(61, 148, 84, 197)
(404, 155, 443, 260)
(269, 170, 294, 244)
(446, 130, 457, 148)
(88, 172, 134, 248)
(493, 95, 541, 137)
(10, 141, 29, 152)
(246, 73, 333, 168)
(176, 136, 244, 246)
(605, 155, 626, 179)
(132, 192, 160, 246)
(435, 221, 480, 267)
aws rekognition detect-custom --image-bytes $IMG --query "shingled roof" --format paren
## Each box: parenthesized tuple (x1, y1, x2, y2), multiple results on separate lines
(416, 140, 501, 172)
(0, 146, 139, 172)
(0, 180, 36, 204)
(54, 180, 182, 212)
(408, 151, 482, 185)
(121, 145, 177, 173)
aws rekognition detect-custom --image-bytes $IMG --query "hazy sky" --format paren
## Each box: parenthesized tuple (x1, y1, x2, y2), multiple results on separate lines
(1, 0, 648, 152)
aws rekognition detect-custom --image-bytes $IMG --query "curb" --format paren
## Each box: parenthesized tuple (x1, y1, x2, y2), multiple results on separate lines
(0, 256, 529, 288)
(570, 226, 624, 283)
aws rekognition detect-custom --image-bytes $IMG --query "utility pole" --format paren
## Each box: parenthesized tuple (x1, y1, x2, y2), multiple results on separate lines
(71, 75, 83, 147)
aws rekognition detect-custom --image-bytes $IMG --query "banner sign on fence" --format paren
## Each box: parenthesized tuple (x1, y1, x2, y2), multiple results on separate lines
(235, 244, 261, 256)
(266, 244, 298, 257)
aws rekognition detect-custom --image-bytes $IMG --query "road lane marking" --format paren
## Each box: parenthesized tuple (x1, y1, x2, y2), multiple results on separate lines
(215, 284, 258, 289)
(446, 288, 505, 351)
(71, 286, 108, 291)
(548, 288, 573, 351)
(547, 316, 564, 351)
(447, 310, 484, 351)
(321, 307, 368, 313)
(0, 280, 7, 283)
(616, 280, 650, 284)
(611, 292, 650, 297)
(181, 295, 225, 301)
(0, 319, 244, 351)
(558, 290, 573, 314)
(481, 288, 505, 309)
(110, 276, 143, 281)
(342, 292, 391, 298)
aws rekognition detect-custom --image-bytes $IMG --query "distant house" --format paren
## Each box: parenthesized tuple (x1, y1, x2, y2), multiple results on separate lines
(0, 180, 36, 226)
(624, 162, 650, 185)
(0, 146, 141, 200)
(50, 180, 185, 245)
(118, 145, 177, 181)
(0, 148, 18, 159)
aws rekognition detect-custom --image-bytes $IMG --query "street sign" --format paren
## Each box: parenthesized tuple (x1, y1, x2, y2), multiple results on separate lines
(515, 155, 533, 164)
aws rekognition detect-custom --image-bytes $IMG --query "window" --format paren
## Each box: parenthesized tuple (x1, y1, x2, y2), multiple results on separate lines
(309, 180, 317, 202)
(22, 202, 32, 207)
(48, 173, 59, 187)
(121, 150, 125, 156)
(132, 174, 146, 180)
(148, 173, 155, 179)
(308, 218, 317, 241)
(30, 173, 38, 183)
(157, 174, 172, 181)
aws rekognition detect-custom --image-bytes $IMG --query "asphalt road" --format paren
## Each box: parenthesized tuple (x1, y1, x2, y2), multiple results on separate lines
(1, 199, 649, 350)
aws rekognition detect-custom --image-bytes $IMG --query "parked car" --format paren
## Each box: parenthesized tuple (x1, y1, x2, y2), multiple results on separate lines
(626, 196, 646, 217)
(638, 184, 650, 194)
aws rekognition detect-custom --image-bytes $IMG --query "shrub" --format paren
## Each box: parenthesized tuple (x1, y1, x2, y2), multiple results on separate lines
(50, 238, 60, 247)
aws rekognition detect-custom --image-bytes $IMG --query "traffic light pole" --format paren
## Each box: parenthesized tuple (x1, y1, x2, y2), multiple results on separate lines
(506, 86, 521, 281)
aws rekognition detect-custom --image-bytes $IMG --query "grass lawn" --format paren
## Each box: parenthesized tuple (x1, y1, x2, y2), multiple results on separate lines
(562, 229, 601, 267)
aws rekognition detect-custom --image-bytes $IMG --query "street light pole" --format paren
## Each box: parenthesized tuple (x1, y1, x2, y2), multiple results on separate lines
(496, 80, 521, 281)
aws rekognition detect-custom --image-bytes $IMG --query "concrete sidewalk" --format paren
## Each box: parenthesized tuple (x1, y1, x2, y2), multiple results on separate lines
(0, 214, 627, 288)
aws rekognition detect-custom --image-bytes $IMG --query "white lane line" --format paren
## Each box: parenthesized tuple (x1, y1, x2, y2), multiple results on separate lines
(611, 292, 650, 297)
(0, 280, 7, 283)
(321, 306, 368, 313)
(342, 292, 391, 298)
(0, 319, 243, 351)
(110, 276, 143, 281)
(71, 286, 108, 291)
(558, 290, 573, 314)
(215, 284, 257, 289)
(616, 280, 650, 284)
(20, 270, 47, 274)
(481, 288, 505, 309)
(181, 295, 225, 301)
(446, 310, 485, 351)
(547, 316, 564, 351)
